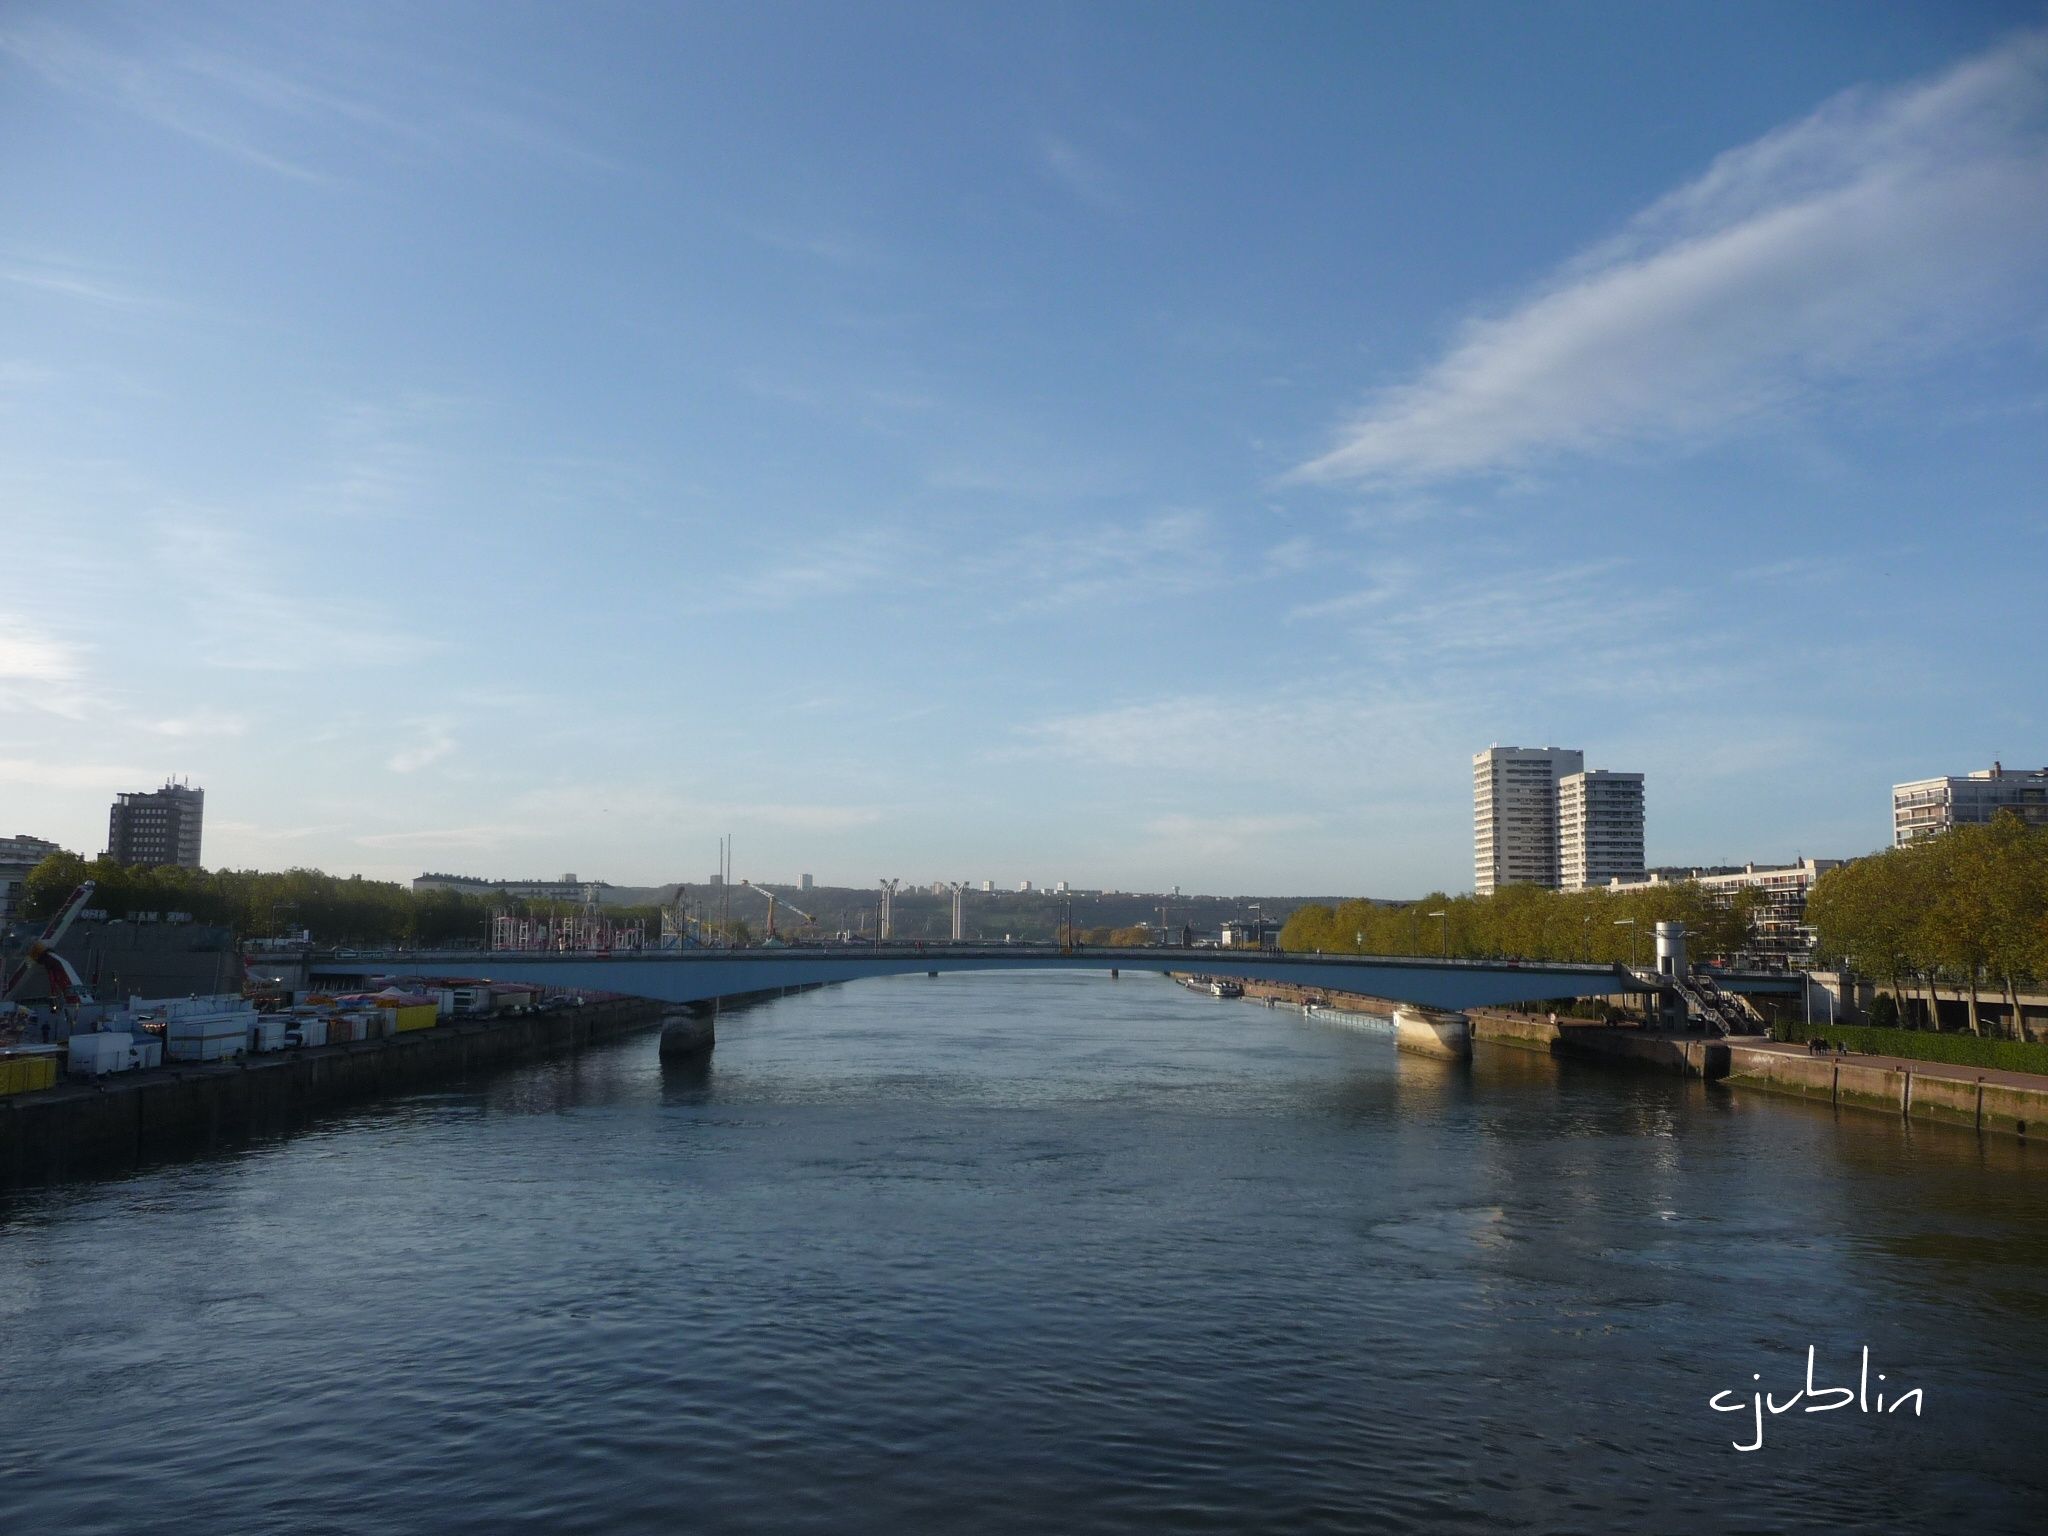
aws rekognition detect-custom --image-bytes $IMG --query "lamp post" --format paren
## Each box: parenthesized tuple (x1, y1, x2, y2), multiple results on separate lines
(1614, 917, 1639, 967)
(1427, 909, 1448, 960)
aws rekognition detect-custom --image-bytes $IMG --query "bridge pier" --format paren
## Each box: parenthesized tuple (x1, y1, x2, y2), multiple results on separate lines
(1393, 1007, 1472, 1060)
(658, 1009, 715, 1060)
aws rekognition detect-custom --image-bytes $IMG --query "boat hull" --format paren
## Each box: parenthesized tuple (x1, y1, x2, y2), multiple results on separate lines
(1392, 1006, 1472, 1060)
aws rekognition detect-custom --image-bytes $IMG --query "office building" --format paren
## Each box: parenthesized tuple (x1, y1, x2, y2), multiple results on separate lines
(1473, 746, 1582, 894)
(1558, 771, 1646, 891)
(800, 873, 814, 891)
(105, 781, 204, 869)
(1892, 763, 2048, 845)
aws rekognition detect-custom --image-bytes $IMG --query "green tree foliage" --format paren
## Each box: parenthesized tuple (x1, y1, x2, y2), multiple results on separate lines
(1806, 812, 2048, 1037)
(1275, 880, 1750, 965)
(18, 854, 500, 948)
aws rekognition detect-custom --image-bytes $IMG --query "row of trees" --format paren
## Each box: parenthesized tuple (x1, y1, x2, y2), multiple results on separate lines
(1278, 880, 1757, 965)
(14, 853, 664, 950)
(1806, 812, 2048, 1037)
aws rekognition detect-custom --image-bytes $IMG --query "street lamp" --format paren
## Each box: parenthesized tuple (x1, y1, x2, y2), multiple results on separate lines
(1614, 917, 1639, 967)
(1427, 909, 1449, 960)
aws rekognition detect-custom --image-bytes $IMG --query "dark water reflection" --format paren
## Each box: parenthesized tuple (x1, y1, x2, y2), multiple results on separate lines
(2, 972, 2043, 1534)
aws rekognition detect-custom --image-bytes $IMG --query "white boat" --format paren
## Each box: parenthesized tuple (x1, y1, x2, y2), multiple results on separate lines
(1392, 1006, 1472, 1060)
(1209, 979, 1243, 999)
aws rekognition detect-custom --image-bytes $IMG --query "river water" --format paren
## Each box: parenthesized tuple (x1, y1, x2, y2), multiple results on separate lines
(3, 972, 2044, 1533)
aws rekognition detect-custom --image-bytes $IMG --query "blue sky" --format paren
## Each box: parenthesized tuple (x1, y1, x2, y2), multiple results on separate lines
(3, 1, 2045, 897)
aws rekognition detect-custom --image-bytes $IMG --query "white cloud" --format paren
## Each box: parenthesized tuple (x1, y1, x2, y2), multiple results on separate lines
(153, 517, 428, 671)
(0, 628, 81, 683)
(386, 722, 456, 774)
(0, 757, 156, 789)
(0, 619, 95, 718)
(146, 709, 248, 739)
(0, 251, 156, 309)
(1036, 133, 1122, 212)
(1141, 813, 1323, 861)
(353, 825, 525, 851)
(1295, 30, 2048, 486)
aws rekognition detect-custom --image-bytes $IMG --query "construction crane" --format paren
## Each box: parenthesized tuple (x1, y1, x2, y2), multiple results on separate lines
(738, 881, 815, 942)
(2, 879, 97, 1025)
(660, 884, 699, 949)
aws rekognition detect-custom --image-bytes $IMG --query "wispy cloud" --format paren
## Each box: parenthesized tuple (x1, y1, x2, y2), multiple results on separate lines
(0, 627, 82, 684)
(353, 825, 528, 852)
(970, 509, 1224, 617)
(0, 757, 156, 789)
(0, 18, 330, 181)
(146, 709, 248, 739)
(1035, 133, 1122, 213)
(1141, 813, 1323, 861)
(0, 619, 94, 718)
(0, 12, 614, 184)
(694, 528, 911, 614)
(154, 517, 429, 671)
(386, 722, 456, 774)
(0, 249, 157, 310)
(1295, 29, 2048, 486)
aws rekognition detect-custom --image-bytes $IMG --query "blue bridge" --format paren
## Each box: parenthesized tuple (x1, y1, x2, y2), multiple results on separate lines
(314, 944, 1654, 1014)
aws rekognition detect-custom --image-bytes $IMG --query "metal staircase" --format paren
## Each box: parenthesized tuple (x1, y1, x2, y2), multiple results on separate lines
(1673, 970, 1764, 1035)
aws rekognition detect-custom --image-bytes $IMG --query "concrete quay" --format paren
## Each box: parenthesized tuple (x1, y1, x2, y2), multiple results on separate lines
(1724, 1039, 2044, 1139)
(1467, 1010, 1730, 1079)
(0, 996, 664, 1189)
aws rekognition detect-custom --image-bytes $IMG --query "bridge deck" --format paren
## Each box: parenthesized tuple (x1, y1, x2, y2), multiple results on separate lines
(312, 945, 1646, 1013)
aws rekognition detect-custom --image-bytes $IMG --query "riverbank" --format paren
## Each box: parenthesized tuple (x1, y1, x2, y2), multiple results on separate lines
(1231, 973, 2048, 1139)
(0, 995, 665, 1188)
(1227, 976, 1724, 1078)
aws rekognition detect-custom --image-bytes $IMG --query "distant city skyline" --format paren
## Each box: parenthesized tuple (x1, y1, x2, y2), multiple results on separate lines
(4, 4, 2045, 894)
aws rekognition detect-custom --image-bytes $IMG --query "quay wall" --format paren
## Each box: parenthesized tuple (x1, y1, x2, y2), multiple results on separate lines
(1725, 1045, 2042, 1139)
(0, 997, 664, 1188)
(1468, 1009, 1728, 1079)
(1229, 978, 1727, 1080)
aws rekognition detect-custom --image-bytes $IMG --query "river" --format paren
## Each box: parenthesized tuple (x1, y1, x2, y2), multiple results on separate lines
(3, 971, 2044, 1533)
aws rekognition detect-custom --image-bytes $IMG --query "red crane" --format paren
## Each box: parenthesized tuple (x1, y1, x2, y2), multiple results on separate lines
(2, 879, 97, 1016)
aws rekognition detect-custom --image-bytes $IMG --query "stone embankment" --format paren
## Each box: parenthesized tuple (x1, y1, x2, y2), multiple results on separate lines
(1723, 1040, 2042, 1140)
(0, 996, 665, 1188)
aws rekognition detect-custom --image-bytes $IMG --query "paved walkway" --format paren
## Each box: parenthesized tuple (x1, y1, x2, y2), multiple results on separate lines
(1730, 1036, 2048, 1092)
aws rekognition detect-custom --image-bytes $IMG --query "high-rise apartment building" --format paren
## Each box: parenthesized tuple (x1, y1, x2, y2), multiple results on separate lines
(1473, 746, 1582, 894)
(1892, 763, 2048, 845)
(1558, 770, 1646, 891)
(105, 781, 204, 869)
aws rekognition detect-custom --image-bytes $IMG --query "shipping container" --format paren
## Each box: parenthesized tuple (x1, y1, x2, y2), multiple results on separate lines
(67, 1032, 136, 1077)
(0, 1054, 59, 1095)
(382, 1003, 437, 1033)
(287, 1018, 329, 1049)
(165, 1013, 249, 1063)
